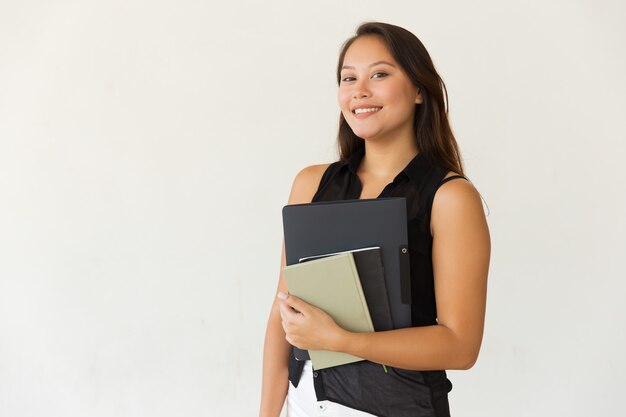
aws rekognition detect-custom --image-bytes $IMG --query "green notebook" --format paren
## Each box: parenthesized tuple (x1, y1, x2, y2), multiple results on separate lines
(282, 252, 375, 370)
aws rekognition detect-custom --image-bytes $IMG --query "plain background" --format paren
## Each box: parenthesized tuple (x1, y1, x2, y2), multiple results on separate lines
(1, 1, 625, 416)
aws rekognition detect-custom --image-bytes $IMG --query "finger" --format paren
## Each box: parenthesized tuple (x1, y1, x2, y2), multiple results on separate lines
(280, 318, 289, 335)
(278, 298, 302, 326)
(279, 292, 309, 314)
(277, 298, 294, 320)
(277, 292, 303, 315)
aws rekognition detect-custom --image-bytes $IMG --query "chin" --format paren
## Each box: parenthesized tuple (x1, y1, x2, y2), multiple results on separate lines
(354, 131, 385, 142)
(349, 127, 381, 141)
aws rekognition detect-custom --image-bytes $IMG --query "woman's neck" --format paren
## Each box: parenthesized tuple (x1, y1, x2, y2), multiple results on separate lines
(359, 137, 418, 179)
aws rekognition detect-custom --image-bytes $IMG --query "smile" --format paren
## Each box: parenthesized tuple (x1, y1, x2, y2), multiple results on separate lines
(353, 107, 382, 114)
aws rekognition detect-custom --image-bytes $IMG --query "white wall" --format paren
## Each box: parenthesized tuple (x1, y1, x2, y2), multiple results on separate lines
(1, 1, 625, 416)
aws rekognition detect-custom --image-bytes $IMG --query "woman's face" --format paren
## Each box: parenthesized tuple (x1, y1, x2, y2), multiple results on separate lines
(338, 35, 422, 143)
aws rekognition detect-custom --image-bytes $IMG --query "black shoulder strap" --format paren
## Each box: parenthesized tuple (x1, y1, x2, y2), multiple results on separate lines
(437, 174, 467, 188)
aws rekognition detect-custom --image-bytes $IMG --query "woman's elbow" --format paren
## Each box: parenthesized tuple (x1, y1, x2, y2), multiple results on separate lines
(445, 335, 482, 370)
(457, 355, 478, 370)
(455, 345, 481, 370)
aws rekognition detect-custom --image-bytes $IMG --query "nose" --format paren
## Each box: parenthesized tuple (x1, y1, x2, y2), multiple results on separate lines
(352, 79, 371, 99)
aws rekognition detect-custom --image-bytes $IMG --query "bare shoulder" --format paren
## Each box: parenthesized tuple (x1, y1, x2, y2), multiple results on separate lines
(430, 171, 488, 238)
(287, 163, 332, 205)
(435, 171, 482, 206)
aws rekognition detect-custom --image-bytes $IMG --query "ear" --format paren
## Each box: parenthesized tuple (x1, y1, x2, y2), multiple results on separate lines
(415, 88, 423, 104)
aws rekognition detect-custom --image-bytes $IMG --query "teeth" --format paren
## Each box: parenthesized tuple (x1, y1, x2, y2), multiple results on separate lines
(354, 107, 381, 114)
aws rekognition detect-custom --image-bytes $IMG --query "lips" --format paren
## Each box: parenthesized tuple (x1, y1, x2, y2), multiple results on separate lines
(351, 106, 382, 119)
(350, 104, 383, 114)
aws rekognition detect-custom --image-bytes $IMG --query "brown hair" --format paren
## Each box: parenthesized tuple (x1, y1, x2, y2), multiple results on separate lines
(336, 22, 464, 176)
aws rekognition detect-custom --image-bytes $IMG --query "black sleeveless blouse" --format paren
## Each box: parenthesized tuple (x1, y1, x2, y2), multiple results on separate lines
(287, 146, 466, 417)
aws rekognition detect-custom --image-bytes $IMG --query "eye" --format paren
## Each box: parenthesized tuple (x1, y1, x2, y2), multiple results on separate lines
(372, 72, 388, 79)
(341, 76, 356, 82)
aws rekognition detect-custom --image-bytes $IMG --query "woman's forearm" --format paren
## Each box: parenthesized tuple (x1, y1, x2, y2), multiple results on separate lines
(259, 300, 292, 417)
(279, 292, 484, 372)
(334, 324, 481, 371)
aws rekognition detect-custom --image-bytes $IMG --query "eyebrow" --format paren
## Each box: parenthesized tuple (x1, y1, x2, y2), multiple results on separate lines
(341, 60, 397, 71)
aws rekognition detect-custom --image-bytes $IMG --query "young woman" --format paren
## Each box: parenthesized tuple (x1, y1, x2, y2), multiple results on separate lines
(260, 22, 490, 417)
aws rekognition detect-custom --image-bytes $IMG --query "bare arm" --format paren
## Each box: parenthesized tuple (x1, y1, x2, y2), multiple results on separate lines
(259, 241, 291, 417)
(259, 164, 330, 417)
(278, 176, 491, 371)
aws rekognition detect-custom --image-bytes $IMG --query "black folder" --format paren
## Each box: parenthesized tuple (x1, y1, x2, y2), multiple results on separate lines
(282, 197, 412, 360)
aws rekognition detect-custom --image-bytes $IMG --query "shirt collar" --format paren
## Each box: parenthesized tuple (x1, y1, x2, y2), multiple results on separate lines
(342, 146, 427, 183)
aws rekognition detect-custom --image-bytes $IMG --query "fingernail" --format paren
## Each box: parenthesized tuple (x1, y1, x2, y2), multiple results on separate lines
(277, 292, 287, 300)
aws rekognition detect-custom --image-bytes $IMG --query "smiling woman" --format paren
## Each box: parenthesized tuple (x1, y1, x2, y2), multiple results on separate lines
(259, 21, 490, 417)
(338, 39, 422, 146)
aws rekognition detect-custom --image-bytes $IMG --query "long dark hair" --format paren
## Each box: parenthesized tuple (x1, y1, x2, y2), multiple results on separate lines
(336, 22, 464, 176)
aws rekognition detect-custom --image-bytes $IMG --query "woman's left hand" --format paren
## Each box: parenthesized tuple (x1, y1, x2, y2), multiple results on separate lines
(277, 292, 347, 351)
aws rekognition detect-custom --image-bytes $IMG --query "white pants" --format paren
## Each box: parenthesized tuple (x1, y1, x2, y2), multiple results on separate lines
(286, 360, 376, 417)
